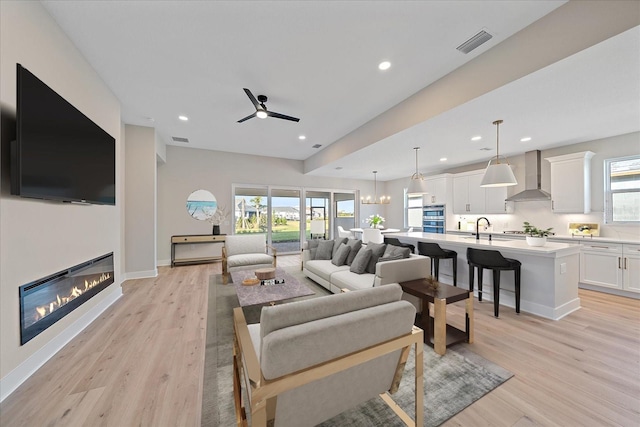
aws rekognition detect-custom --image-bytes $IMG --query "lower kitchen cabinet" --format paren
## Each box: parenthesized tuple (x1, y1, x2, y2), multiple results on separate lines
(580, 242, 640, 294)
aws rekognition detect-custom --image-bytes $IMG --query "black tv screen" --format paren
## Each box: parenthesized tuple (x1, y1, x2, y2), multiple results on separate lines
(11, 64, 116, 205)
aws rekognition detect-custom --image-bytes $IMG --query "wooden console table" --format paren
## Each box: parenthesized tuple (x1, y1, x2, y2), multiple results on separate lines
(171, 234, 226, 267)
(399, 278, 473, 355)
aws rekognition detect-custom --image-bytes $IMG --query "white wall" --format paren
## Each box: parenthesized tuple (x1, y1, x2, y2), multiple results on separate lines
(156, 145, 390, 264)
(0, 1, 123, 388)
(124, 125, 157, 278)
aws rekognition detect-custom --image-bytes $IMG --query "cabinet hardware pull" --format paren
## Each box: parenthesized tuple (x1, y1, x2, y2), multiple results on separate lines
(589, 245, 610, 249)
(552, 200, 554, 210)
(618, 257, 621, 269)
(624, 258, 628, 269)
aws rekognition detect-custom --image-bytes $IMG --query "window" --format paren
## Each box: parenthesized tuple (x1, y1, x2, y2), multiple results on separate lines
(405, 190, 423, 230)
(605, 155, 640, 223)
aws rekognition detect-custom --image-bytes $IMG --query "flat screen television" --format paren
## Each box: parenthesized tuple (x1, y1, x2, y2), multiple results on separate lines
(11, 64, 116, 205)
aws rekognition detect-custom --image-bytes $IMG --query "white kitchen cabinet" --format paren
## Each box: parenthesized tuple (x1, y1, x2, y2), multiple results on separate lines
(546, 151, 595, 214)
(453, 170, 510, 214)
(453, 171, 485, 214)
(580, 242, 639, 294)
(623, 244, 640, 293)
(424, 174, 452, 205)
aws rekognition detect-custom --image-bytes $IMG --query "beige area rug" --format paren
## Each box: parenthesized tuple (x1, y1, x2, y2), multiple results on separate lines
(202, 267, 512, 426)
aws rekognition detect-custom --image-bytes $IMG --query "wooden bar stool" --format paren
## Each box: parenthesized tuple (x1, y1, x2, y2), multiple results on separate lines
(417, 242, 458, 286)
(466, 247, 521, 318)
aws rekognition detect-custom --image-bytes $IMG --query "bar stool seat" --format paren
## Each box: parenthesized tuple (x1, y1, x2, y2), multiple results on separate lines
(383, 237, 416, 254)
(417, 242, 457, 286)
(466, 248, 521, 318)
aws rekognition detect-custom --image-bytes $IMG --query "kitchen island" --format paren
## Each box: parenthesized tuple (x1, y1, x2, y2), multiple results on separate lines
(387, 232, 581, 320)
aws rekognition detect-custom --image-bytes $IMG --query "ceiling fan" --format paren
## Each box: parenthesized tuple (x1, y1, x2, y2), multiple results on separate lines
(237, 88, 300, 123)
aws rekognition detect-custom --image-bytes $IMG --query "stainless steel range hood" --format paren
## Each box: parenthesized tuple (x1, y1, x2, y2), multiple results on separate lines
(505, 150, 551, 202)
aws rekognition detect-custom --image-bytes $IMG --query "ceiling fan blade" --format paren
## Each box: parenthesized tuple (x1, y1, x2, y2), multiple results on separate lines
(267, 111, 300, 122)
(243, 88, 260, 110)
(237, 112, 256, 123)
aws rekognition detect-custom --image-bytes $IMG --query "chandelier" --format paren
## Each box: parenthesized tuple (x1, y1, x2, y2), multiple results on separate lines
(361, 171, 390, 204)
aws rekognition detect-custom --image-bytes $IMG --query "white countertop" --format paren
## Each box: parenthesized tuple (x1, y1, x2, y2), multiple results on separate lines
(387, 232, 581, 257)
(446, 229, 640, 245)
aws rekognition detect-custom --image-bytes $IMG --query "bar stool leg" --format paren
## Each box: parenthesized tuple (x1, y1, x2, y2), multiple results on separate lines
(434, 258, 440, 281)
(493, 269, 500, 317)
(515, 266, 521, 314)
(469, 264, 475, 294)
(452, 256, 457, 287)
(478, 268, 484, 302)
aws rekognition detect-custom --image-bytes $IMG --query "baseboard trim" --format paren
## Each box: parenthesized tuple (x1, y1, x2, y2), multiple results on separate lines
(157, 259, 171, 267)
(0, 286, 123, 402)
(123, 268, 158, 281)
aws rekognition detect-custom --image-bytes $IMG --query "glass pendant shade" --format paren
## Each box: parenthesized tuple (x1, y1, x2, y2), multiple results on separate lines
(480, 119, 518, 188)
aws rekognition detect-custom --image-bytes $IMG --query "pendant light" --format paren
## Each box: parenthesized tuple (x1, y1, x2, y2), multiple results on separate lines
(480, 120, 518, 187)
(361, 171, 390, 204)
(407, 147, 429, 195)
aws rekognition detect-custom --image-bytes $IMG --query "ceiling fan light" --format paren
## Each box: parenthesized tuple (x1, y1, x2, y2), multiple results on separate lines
(480, 161, 517, 187)
(256, 110, 268, 119)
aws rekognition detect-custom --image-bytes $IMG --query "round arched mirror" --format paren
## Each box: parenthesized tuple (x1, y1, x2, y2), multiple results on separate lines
(186, 189, 217, 221)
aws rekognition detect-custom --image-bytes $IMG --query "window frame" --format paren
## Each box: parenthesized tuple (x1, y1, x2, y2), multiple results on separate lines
(604, 154, 640, 224)
(404, 189, 423, 230)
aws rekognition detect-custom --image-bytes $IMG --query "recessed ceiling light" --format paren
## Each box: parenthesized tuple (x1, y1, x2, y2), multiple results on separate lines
(378, 61, 391, 71)
(471, 136, 482, 141)
(520, 137, 532, 142)
(298, 135, 306, 140)
(440, 157, 447, 162)
(178, 115, 189, 121)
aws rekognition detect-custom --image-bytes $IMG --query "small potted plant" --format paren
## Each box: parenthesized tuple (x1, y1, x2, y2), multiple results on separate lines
(523, 221, 553, 247)
(366, 214, 385, 229)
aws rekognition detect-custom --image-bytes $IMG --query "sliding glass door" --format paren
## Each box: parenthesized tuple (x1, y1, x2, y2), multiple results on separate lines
(271, 188, 302, 253)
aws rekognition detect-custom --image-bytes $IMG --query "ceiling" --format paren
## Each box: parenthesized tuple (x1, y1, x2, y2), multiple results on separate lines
(41, 1, 639, 182)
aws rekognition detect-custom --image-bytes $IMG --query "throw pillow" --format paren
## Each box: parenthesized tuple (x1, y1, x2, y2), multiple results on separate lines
(316, 240, 335, 260)
(379, 254, 404, 262)
(306, 239, 320, 260)
(365, 243, 388, 274)
(349, 248, 372, 274)
(332, 237, 348, 256)
(345, 239, 362, 266)
(331, 243, 351, 266)
(383, 244, 411, 259)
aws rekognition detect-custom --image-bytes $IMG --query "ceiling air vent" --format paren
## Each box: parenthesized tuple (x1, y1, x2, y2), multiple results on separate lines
(479, 147, 492, 151)
(312, 144, 322, 149)
(172, 136, 189, 143)
(456, 30, 493, 54)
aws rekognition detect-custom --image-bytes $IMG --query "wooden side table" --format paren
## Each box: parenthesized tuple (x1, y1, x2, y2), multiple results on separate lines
(171, 234, 226, 267)
(399, 279, 474, 355)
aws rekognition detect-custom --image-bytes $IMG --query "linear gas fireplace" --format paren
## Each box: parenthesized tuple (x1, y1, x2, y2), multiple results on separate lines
(19, 252, 114, 345)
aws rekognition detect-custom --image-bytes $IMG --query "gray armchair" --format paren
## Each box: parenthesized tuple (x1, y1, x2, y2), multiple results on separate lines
(223, 234, 276, 283)
(232, 284, 424, 426)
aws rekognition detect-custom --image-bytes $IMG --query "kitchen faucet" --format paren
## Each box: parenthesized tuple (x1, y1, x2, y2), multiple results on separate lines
(476, 217, 491, 241)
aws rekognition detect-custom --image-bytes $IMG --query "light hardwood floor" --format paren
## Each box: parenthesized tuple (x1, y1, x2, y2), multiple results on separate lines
(1, 254, 638, 426)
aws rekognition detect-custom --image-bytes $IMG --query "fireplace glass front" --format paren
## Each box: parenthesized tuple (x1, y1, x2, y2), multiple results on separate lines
(19, 252, 114, 345)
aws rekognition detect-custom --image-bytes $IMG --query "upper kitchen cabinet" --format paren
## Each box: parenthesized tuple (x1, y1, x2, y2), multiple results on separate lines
(546, 151, 595, 213)
(424, 174, 452, 205)
(453, 170, 511, 214)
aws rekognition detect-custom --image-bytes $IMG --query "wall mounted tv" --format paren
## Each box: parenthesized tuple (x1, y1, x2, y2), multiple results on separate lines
(11, 64, 116, 205)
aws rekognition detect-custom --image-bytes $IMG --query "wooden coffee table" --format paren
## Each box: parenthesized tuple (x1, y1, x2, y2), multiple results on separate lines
(230, 268, 314, 307)
(399, 279, 474, 355)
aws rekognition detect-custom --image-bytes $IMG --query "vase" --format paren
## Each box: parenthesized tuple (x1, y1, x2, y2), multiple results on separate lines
(526, 236, 547, 247)
(212, 225, 220, 235)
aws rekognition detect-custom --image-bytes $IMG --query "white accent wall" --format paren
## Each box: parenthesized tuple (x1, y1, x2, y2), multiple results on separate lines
(0, 1, 123, 395)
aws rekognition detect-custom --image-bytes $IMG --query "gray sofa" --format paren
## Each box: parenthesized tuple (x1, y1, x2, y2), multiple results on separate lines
(302, 239, 430, 294)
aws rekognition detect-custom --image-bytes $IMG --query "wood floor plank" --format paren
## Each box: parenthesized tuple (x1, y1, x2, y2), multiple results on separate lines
(1, 255, 638, 427)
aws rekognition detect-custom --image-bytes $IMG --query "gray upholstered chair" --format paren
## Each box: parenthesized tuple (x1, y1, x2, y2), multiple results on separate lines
(233, 284, 424, 427)
(222, 234, 276, 283)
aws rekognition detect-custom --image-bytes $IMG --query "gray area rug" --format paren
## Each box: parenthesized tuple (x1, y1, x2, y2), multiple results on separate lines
(202, 267, 512, 427)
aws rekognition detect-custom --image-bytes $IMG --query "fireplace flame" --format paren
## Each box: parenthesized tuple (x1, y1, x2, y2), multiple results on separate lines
(32, 272, 111, 322)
